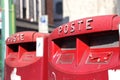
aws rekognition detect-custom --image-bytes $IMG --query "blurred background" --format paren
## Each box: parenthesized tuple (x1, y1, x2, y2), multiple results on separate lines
(0, 0, 120, 80)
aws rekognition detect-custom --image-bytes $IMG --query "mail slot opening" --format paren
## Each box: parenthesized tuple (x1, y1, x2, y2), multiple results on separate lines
(7, 44, 19, 52)
(20, 42, 36, 52)
(53, 36, 76, 64)
(90, 31, 119, 48)
(78, 31, 119, 48)
(53, 36, 76, 49)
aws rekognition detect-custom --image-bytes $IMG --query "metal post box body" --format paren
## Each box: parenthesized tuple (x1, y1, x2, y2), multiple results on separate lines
(48, 15, 120, 80)
(5, 31, 49, 80)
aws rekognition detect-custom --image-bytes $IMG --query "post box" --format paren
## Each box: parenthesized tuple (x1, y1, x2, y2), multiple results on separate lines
(48, 15, 120, 80)
(4, 31, 49, 80)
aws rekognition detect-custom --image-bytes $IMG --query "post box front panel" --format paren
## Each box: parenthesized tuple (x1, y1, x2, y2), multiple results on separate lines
(5, 31, 49, 80)
(48, 15, 120, 80)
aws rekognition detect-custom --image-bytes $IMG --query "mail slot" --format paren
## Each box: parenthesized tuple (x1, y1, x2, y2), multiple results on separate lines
(4, 31, 49, 80)
(48, 15, 120, 80)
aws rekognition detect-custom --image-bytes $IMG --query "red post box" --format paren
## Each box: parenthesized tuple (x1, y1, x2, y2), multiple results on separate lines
(48, 15, 120, 80)
(4, 31, 49, 80)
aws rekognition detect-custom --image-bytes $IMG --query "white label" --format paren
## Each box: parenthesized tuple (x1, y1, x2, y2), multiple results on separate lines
(10, 68, 21, 80)
(108, 70, 120, 80)
(39, 15, 48, 33)
(36, 37, 44, 57)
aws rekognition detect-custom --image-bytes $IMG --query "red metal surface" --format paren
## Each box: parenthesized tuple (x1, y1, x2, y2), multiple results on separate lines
(4, 15, 120, 80)
(48, 15, 120, 80)
(4, 31, 49, 80)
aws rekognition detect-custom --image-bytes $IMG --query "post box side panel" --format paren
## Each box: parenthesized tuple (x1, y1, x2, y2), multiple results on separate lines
(4, 58, 43, 80)
(42, 35, 49, 80)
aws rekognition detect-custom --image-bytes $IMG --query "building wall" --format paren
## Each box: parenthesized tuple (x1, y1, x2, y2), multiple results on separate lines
(15, 0, 120, 30)
(46, 0, 54, 25)
(15, 0, 54, 32)
(63, 0, 118, 22)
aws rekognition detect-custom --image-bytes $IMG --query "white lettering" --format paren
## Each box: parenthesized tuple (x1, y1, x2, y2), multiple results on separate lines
(57, 18, 93, 34)
(13, 36, 16, 42)
(70, 23, 75, 33)
(16, 34, 20, 41)
(7, 33, 24, 43)
(86, 19, 93, 30)
(58, 26, 62, 34)
(78, 20, 83, 30)
(64, 24, 69, 34)
(20, 34, 24, 41)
